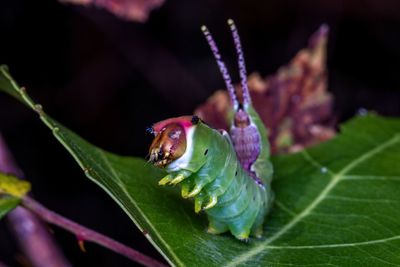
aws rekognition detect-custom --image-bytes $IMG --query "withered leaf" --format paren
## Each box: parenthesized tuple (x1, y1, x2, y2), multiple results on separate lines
(195, 24, 336, 154)
(60, 0, 164, 22)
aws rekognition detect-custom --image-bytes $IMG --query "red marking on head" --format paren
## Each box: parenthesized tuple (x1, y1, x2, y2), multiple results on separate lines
(152, 116, 194, 134)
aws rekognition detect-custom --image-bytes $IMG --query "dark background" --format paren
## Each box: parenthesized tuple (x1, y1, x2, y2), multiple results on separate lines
(1, 0, 400, 266)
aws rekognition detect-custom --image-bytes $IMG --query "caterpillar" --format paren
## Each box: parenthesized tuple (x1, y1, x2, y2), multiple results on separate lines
(148, 19, 273, 241)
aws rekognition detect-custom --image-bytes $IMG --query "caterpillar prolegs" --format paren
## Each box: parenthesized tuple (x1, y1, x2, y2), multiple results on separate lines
(148, 20, 273, 241)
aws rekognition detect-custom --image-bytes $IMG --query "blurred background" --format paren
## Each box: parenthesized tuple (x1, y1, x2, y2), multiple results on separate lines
(1, 0, 400, 266)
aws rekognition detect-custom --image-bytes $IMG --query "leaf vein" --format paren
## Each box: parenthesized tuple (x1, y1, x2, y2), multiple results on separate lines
(301, 150, 335, 177)
(343, 175, 400, 181)
(265, 234, 400, 249)
(98, 152, 185, 267)
(225, 134, 400, 266)
(274, 200, 297, 217)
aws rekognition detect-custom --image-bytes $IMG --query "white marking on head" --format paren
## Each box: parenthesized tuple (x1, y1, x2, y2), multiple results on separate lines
(170, 130, 182, 139)
(166, 126, 195, 172)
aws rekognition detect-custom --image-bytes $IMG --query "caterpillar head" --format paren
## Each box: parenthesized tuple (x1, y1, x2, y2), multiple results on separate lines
(148, 116, 198, 168)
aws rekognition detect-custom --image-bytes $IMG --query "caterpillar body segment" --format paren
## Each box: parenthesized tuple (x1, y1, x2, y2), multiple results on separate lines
(242, 105, 274, 187)
(149, 116, 273, 240)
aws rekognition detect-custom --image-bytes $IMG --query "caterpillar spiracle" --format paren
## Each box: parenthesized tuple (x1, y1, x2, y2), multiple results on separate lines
(148, 20, 274, 241)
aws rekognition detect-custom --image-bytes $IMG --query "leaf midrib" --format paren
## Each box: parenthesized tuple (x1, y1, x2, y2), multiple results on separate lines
(98, 152, 184, 267)
(0, 66, 184, 266)
(225, 134, 400, 267)
(265, 234, 400, 249)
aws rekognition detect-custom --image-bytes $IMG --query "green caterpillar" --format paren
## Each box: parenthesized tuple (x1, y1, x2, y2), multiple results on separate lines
(148, 20, 273, 241)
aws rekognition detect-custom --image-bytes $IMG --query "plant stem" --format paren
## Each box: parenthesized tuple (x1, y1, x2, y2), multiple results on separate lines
(21, 196, 167, 267)
(0, 133, 72, 267)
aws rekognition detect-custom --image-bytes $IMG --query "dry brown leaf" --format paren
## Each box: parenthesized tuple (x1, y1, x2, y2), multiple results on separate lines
(60, 0, 165, 22)
(195, 24, 336, 154)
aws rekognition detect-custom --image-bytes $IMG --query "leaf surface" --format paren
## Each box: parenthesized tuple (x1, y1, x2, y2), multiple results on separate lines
(0, 172, 30, 219)
(0, 173, 31, 197)
(0, 197, 20, 219)
(1, 66, 400, 266)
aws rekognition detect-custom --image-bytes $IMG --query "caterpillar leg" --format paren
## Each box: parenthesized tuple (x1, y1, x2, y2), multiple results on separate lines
(228, 202, 259, 241)
(203, 195, 218, 210)
(250, 205, 267, 238)
(194, 194, 218, 212)
(158, 174, 173, 185)
(170, 174, 187, 185)
(230, 223, 251, 241)
(251, 225, 263, 239)
(237, 234, 250, 242)
(194, 196, 204, 213)
(187, 184, 203, 198)
(187, 164, 220, 198)
(207, 219, 228, 235)
(181, 180, 191, 198)
(159, 170, 192, 186)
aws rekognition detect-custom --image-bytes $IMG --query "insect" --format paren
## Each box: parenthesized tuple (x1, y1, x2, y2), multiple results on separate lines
(148, 19, 273, 241)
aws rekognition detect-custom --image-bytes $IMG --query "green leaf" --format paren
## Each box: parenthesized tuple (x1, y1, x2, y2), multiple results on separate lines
(0, 173, 30, 219)
(0, 172, 31, 197)
(0, 198, 20, 219)
(1, 65, 400, 266)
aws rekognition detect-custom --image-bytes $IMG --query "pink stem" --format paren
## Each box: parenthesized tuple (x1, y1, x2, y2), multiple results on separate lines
(22, 196, 167, 267)
(0, 133, 166, 267)
(0, 134, 71, 267)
